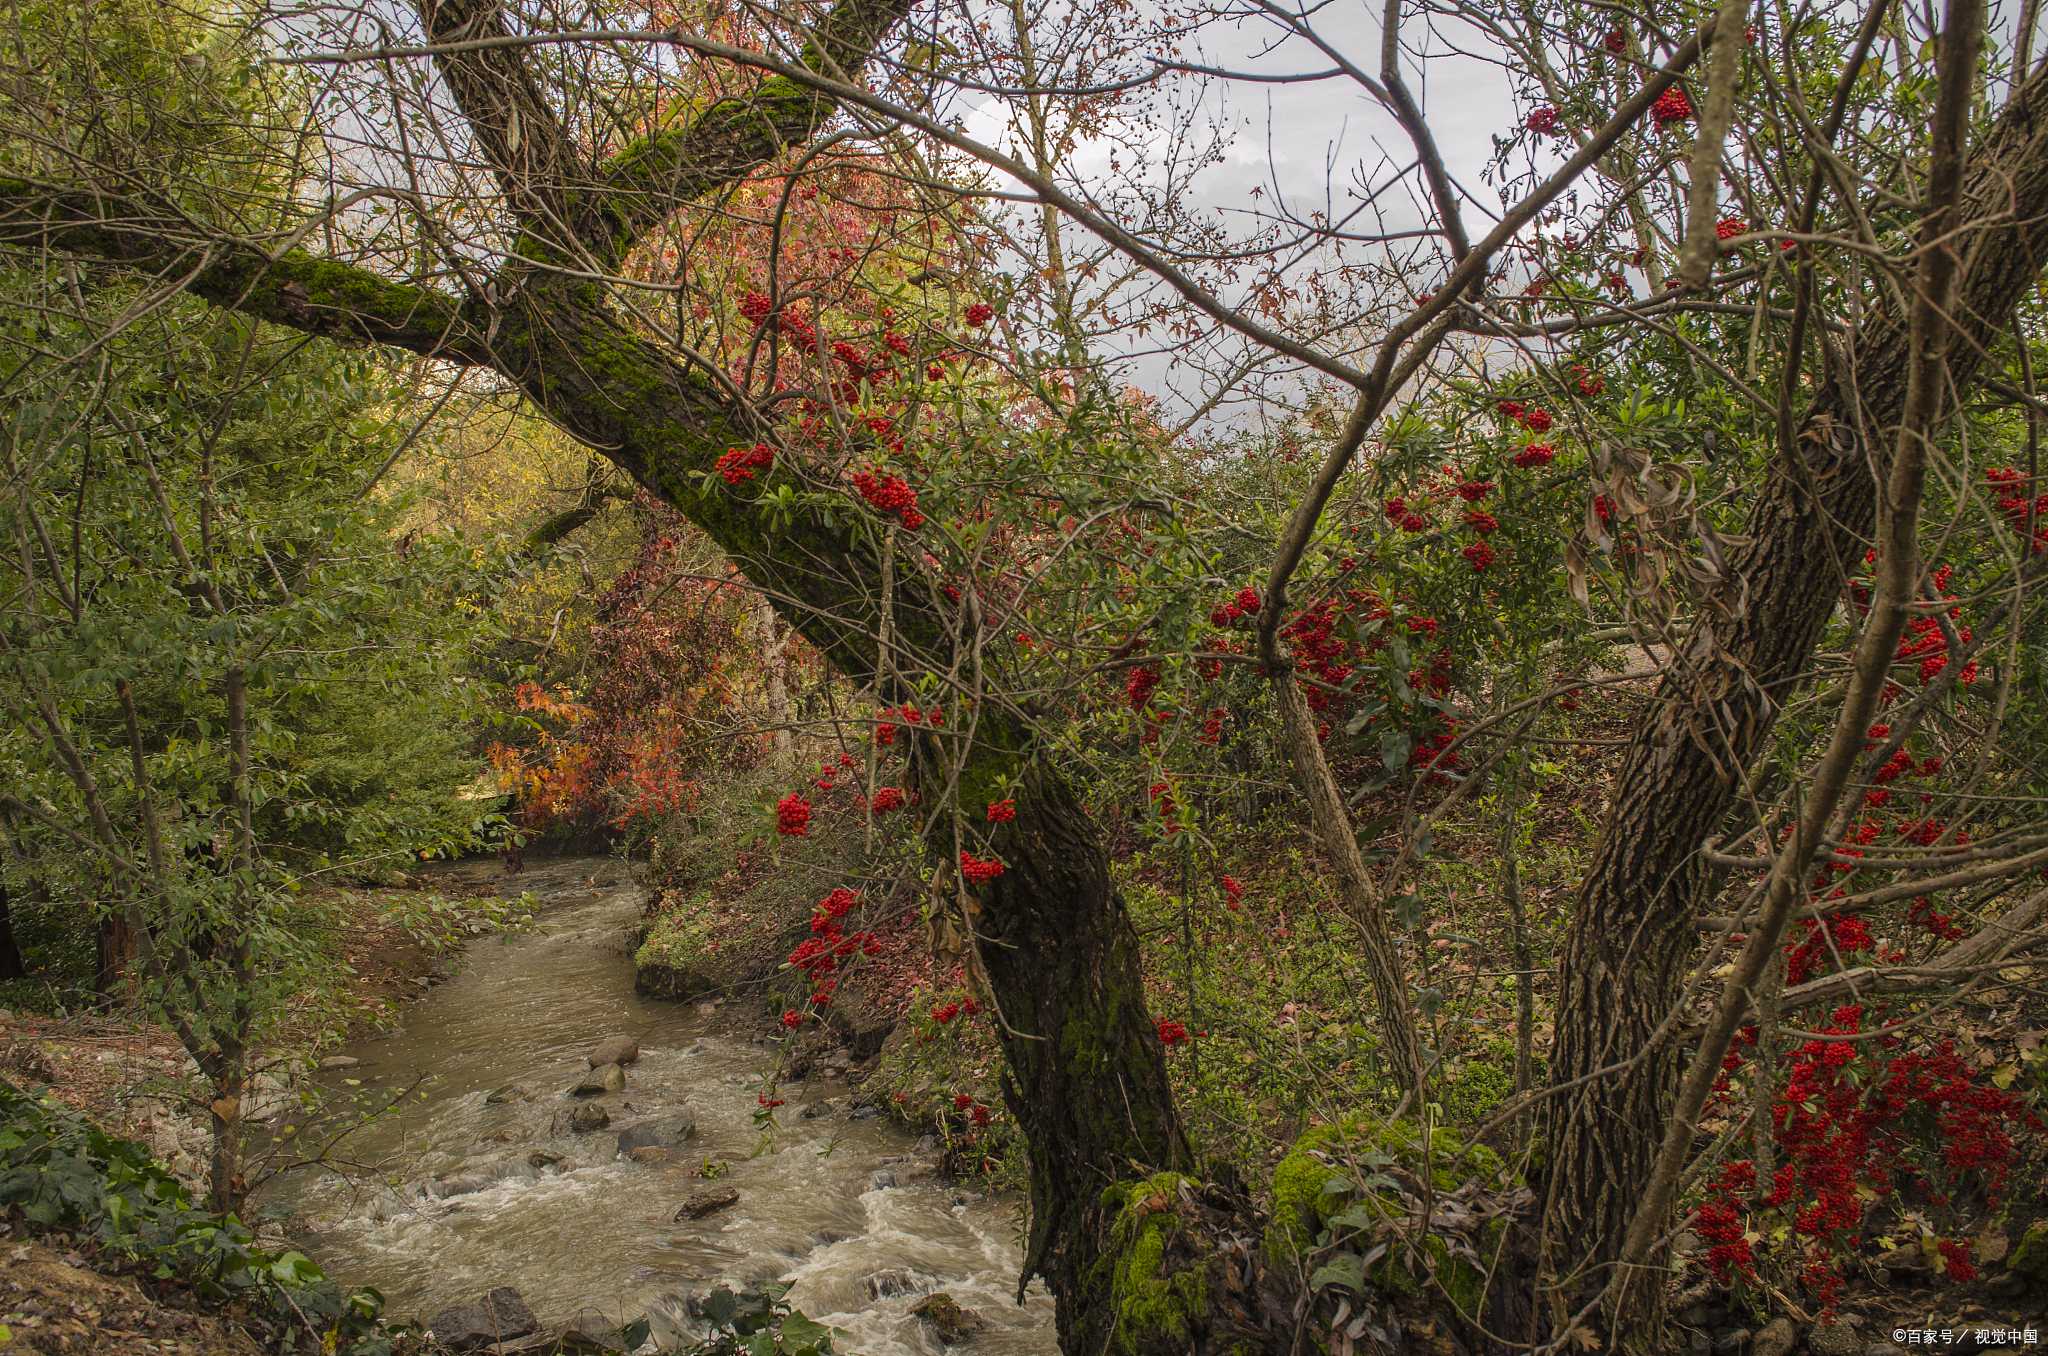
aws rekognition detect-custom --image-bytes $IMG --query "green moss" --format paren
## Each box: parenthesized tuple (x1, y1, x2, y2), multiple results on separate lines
(908, 1291, 986, 1344)
(1264, 1120, 1510, 1335)
(633, 889, 723, 999)
(2012, 1224, 2048, 1280)
(1088, 1174, 1211, 1354)
(1267, 1118, 1504, 1263)
(1440, 1051, 1518, 1124)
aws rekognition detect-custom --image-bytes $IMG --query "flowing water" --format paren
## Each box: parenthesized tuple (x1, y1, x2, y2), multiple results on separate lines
(259, 856, 1057, 1354)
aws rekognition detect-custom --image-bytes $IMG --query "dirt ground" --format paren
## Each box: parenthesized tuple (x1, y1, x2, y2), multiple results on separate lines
(0, 1233, 266, 1356)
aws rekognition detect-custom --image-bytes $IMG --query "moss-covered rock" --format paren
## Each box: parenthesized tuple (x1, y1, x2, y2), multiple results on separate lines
(1266, 1118, 1512, 1346)
(2010, 1223, 2048, 1281)
(632, 888, 722, 1000)
(909, 1291, 988, 1344)
(1269, 1118, 1504, 1246)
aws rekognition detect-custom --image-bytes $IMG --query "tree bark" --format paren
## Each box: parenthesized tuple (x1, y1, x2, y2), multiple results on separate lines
(1539, 60, 2048, 1342)
(0, 881, 25, 981)
(96, 909, 134, 996)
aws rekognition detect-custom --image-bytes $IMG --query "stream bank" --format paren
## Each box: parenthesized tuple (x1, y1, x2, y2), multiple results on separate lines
(258, 855, 1056, 1354)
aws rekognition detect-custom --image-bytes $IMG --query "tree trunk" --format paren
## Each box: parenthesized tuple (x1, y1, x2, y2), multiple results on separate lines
(0, 880, 24, 981)
(96, 908, 134, 996)
(2, 8, 1269, 1336)
(752, 592, 794, 769)
(1539, 64, 2048, 1344)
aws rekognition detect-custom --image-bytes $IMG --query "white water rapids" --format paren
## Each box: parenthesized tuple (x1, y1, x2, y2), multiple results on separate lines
(257, 856, 1058, 1354)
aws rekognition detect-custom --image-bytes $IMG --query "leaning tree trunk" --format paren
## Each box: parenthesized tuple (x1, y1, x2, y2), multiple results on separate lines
(1539, 64, 2048, 1345)
(0, 8, 1244, 1343)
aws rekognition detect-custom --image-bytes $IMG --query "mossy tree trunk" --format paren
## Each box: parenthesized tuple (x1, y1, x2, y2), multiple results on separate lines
(0, 3, 1265, 1344)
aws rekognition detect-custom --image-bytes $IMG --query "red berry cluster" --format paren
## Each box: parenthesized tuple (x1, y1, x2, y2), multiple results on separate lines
(715, 442, 775, 484)
(1208, 585, 1263, 626)
(1496, 399, 1553, 432)
(1715, 217, 1746, 241)
(1783, 914, 1873, 988)
(1880, 564, 1977, 687)
(1282, 599, 1365, 699)
(1602, 27, 1627, 52)
(1698, 1004, 2039, 1320)
(1156, 1019, 1189, 1045)
(870, 786, 905, 814)
(1906, 895, 1965, 941)
(1456, 480, 1498, 570)
(775, 793, 811, 836)
(1407, 728, 1460, 772)
(959, 850, 1004, 883)
(986, 798, 1016, 822)
(1987, 467, 2048, 550)
(1573, 364, 1604, 396)
(1384, 495, 1432, 534)
(851, 469, 924, 529)
(1222, 876, 1243, 907)
(1693, 1161, 1758, 1286)
(1511, 443, 1555, 469)
(1124, 665, 1161, 712)
(1651, 87, 1694, 126)
(965, 302, 994, 326)
(1525, 105, 1560, 134)
(787, 887, 880, 1006)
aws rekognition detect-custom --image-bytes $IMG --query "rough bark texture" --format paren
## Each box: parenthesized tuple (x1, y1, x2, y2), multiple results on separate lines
(1539, 65, 2048, 1339)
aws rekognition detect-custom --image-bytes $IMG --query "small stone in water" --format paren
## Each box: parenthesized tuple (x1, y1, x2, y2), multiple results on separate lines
(910, 1293, 988, 1346)
(485, 1084, 528, 1104)
(629, 1146, 668, 1162)
(426, 1285, 539, 1351)
(587, 1035, 639, 1068)
(673, 1188, 738, 1220)
(571, 1063, 626, 1097)
(570, 1103, 610, 1133)
(320, 1055, 360, 1070)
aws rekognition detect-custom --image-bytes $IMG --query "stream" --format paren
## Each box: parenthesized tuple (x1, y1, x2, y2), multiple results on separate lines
(259, 856, 1058, 1353)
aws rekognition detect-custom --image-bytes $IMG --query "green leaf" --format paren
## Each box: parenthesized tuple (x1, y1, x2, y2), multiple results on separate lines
(1309, 1251, 1368, 1295)
(780, 1311, 833, 1345)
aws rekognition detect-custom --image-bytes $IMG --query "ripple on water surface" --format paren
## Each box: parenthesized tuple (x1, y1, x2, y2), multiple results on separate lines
(258, 857, 1056, 1354)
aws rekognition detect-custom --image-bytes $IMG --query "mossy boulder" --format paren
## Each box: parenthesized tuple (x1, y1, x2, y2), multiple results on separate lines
(1270, 1118, 1504, 1244)
(2010, 1223, 2048, 1281)
(633, 889, 722, 1000)
(1267, 1119, 1509, 1340)
(909, 1292, 987, 1344)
